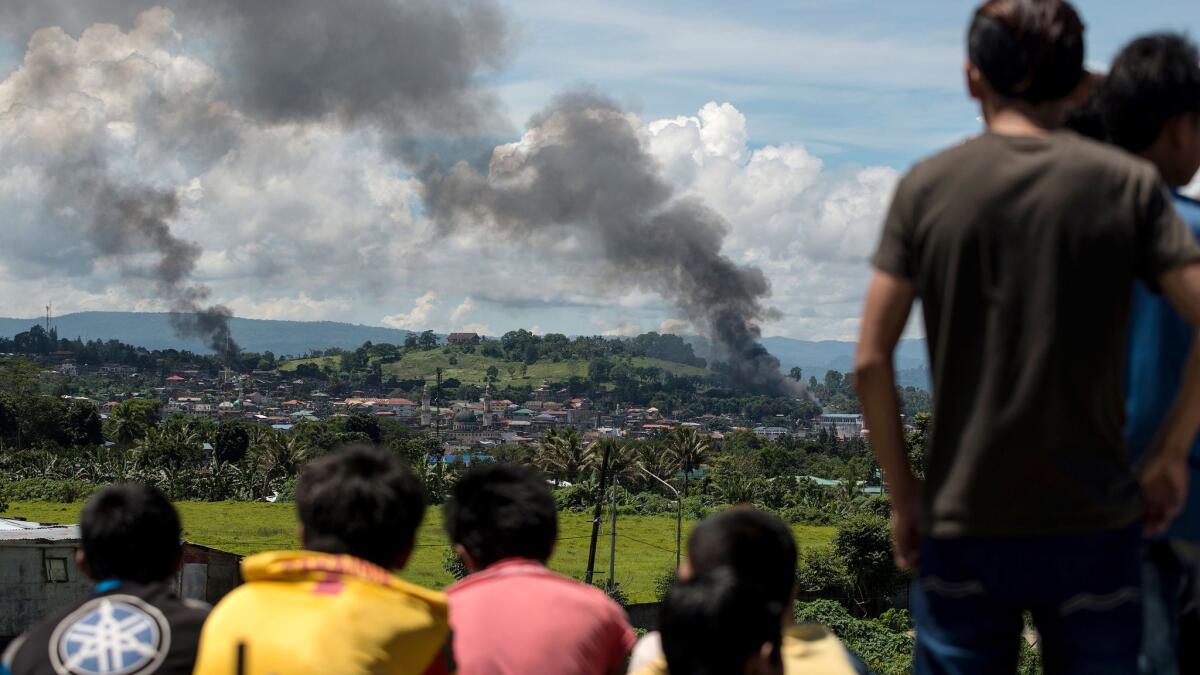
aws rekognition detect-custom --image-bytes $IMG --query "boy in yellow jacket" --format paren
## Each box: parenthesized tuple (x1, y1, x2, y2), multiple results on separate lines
(193, 446, 452, 675)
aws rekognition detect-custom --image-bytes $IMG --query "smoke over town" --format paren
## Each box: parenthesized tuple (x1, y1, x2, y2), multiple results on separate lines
(0, 0, 801, 392)
(426, 92, 793, 394)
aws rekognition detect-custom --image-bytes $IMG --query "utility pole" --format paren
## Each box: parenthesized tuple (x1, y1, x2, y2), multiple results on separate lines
(639, 463, 682, 569)
(584, 440, 613, 584)
(435, 367, 443, 447)
(607, 475, 618, 591)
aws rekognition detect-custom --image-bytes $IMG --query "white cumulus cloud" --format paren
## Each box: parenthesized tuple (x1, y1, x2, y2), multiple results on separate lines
(381, 291, 438, 330)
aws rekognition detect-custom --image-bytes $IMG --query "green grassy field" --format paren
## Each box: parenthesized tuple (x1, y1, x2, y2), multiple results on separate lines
(3, 501, 833, 602)
(278, 351, 708, 388)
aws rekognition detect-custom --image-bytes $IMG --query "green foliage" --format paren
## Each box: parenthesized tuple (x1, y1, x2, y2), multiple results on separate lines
(906, 412, 931, 481)
(442, 548, 469, 581)
(274, 476, 299, 502)
(794, 599, 913, 675)
(214, 422, 250, 464)
(834, 513, 905, 616)
(64, 400, 103, 447)
(3, 478, 102, 502)
(877, 608, 912, 633)
(653, 568, 677, 602)
(594, 580, 630, 607)
(795, 545, 850, 599)
(554, 480, 599, 511)
(109, 398, 162, 447)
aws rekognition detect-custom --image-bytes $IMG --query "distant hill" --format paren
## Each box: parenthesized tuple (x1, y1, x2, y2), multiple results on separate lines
(761, 336, 929, 389)
(0, 311, 930, 388)
(0, 312, 412, 357)
(687, 335, 930, 390)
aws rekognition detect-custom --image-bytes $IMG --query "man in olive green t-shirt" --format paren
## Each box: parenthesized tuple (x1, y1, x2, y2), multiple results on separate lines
(854, 1, 1200, 673)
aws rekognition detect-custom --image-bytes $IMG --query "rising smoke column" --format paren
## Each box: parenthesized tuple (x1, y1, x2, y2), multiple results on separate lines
(43, 158, 239, 359)
(425, 92, 793, 394)
(0, 0, 510, 359)
(2, 2, 793, 390)
(0, 12, 240, 359)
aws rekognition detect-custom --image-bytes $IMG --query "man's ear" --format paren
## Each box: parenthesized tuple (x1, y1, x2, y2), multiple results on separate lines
(75, 548, 92, 581)
(677, 559, 694, 581)
(966, 61, 984, 101)
(453, 544, 481, 573)
(745, 642, 783, 675)
(1066, 72, 1098, 109)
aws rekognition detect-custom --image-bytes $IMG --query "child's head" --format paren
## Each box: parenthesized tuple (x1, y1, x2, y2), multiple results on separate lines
(682, 507, 798, 608)
(80, 484, 182, 584)
(443, 462, 558, 571)
(966, 0, 1087, 124)
(660, 568, 785, 675)
(296, 445, 426, 569)
(1103, 33, 1200, 188)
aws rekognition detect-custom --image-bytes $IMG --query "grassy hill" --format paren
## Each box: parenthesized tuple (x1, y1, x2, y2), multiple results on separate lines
(279, 350, 709, 387)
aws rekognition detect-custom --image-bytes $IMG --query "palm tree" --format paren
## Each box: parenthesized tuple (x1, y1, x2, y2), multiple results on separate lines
(635, 441, 677, 493)
(537, 429, 590, 485)
(109, 406, 146, 449)
(589, 438, 640, 486)
(256, 431, 312, 498)
(665, 427, 712, 497)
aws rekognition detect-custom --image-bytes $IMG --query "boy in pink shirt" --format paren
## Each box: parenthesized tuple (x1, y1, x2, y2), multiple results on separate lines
(444, 463, 635, 675)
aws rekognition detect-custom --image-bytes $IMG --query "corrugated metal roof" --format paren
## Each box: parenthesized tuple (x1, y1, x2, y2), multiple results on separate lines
(0, 524, 81, 542)
(0, 518, 46, 531)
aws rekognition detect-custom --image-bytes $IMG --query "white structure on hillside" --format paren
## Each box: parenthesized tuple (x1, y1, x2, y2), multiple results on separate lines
(817, 413, 865, 438)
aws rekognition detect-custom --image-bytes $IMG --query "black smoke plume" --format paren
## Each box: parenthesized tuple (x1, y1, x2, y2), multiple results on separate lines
(193, 0, 511, 156)
(47, 158, 240, 360)
(425, 92, 793, 394)
(5, 2, 794, 390)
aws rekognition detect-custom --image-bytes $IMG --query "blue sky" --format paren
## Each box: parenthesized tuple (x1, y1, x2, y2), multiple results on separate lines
(0, 1, 1196, 342)
(496, 0, 1196, 169)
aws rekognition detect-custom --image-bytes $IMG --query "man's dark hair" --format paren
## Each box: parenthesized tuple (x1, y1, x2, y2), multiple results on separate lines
(968, 0, 1086, 103)
(81, 484, 181, 584)
(660, 568, 784, 675)
(687, 508, 797, 606)
(1063, 76, 1108, 141)
(296, 445, 426, 568)
(443, 463, 557, 568)
(1102, 33, 1200, 153)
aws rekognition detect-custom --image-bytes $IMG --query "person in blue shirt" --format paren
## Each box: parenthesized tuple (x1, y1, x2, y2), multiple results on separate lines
(1104, 33, 1200, 675)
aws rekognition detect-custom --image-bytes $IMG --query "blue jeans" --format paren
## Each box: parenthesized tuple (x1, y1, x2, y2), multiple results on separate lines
(912, 525, 1142, 675)
(1140, 540, 1200, 674)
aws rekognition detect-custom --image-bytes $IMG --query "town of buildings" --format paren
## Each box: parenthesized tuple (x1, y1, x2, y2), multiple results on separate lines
(3, 350, 876, 457)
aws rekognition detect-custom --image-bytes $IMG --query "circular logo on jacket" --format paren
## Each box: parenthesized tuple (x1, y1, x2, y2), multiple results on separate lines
(48, 595, 171, 675)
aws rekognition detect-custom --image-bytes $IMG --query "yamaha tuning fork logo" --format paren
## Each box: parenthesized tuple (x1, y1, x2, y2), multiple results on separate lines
(48, 595, 171, 675)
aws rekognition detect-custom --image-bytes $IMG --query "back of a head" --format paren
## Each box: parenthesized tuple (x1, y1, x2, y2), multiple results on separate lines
(81, 484, 181, 584)
(660, 569, 784, 675)
(1063, 75, 1108, 141)
(687, 508, 797, 606)
(444, 462, 557, 568)
(296, 445, 426, 569)
(1103, 33, 1200, 153)
(968, 0, 1086, 103)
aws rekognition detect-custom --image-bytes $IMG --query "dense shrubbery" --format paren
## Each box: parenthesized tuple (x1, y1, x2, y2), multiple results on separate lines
(794, 599, 913, 675)
(2, 478, 102, 503)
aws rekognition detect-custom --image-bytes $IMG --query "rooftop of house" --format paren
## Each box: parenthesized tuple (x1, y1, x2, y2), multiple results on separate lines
(0, 523, 80, 542)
